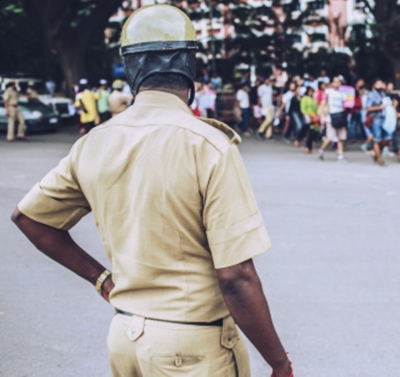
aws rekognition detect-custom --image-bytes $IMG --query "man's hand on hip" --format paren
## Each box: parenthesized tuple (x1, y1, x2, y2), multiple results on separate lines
(11, 209, 110, 299)
(101, 275, 115, 303)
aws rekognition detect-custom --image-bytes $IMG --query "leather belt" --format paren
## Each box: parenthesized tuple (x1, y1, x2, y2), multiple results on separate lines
(115, 308, 223, 327)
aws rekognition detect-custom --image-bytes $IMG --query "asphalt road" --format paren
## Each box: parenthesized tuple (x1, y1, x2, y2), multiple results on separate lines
(1, 125, 399, 377)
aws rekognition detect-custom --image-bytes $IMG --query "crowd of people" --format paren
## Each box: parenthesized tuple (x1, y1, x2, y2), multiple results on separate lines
(74, 78, 133, 134)
(4, 70, 399, 167)
(231, 70, 400, 166)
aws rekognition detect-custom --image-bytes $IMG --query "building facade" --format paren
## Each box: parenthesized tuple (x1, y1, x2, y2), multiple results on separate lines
(111, 1, 370, 76)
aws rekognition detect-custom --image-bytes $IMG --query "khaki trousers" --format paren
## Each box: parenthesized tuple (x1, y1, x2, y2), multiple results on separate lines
(258, 105, 274, 138)
(7, 106, 25, 141)
(108, 313, 250, 377)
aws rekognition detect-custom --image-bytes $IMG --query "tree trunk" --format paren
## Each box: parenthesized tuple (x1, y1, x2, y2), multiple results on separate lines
(370, 1, 400, 86)
(57, 41, 87, 98)
(21, 0, 124, 97)
(389, 57, 400, 88)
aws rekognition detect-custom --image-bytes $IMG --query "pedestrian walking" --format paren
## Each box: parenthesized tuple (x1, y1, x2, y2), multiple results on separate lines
(210, 71, 222, 91)
(250, 78, 262, 127)
(74, 79, 100, 134)
(204, 81, 217, 118)
(3, 81, 26, 142)
(300, 87, 319, 153)
(315, 81, 328, 106)
(256, 77, 275, 140)
(366, 78, 392, 166)
(236, 82, 251, 136)
(303, 74, 318, 91)
(317, 70, 330, 86)
(97, 79, 111, 123)
(390, 95, 400, 162)
(45, 76, 56, 97)
(108, 79, 133, 117)
(282, 81, 297, 143)
(11, 5, 293, 377)
(289, 85, 303, 145)
(348, 79, 365, 142)
(360, 84, 374, 153)
(318, 77, 347, 161)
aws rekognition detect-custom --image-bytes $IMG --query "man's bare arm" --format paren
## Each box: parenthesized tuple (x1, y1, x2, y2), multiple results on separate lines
(367, 104, 384, 113)
(11, 209, 114, 300)
(217, 258, 292, 377)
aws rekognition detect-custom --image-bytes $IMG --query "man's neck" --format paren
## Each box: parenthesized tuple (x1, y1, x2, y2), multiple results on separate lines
(139, 87, 189, 105)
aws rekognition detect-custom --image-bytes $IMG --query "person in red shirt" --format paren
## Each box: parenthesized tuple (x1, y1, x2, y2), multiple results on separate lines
(315, 81, 328, 106)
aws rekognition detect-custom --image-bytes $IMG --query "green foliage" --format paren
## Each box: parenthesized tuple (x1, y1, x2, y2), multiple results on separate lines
(0, 0, 45, 77)
(0, 0, 123, 89)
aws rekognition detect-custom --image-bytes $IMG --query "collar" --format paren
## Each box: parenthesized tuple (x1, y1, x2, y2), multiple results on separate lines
(124, 90, 240, 144)
(134, 90, 192, 115)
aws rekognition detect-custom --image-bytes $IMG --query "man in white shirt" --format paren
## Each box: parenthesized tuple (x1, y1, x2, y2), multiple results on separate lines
(317, 70, 331, 85)
(256, 77, 275, 140)
(281, 82, 296, 142)
(236, 83, 251, 137)
(303, 74, 318, 91)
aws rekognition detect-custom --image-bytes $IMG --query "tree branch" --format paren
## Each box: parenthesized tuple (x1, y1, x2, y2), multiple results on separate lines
(363, 0, 375, 16)
(370, 0, 398, 23)
(75, 0, 123, 46)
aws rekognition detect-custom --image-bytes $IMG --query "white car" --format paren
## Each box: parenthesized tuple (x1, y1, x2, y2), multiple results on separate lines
(0, 77, 75, 119)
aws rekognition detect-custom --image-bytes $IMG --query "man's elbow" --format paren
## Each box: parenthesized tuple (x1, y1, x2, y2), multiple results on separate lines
(217, 259, 260, 296)
(11, 208, 27, 226)
(11, 208, 22, 224)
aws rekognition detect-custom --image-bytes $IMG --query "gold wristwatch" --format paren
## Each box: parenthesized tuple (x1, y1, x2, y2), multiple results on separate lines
(95, 269, 111, 295)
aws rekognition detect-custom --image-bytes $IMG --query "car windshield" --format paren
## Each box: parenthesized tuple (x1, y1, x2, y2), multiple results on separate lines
(18, 97, 55, 114)
(32, 82, 50, 95)
(17, 81, 50, 95)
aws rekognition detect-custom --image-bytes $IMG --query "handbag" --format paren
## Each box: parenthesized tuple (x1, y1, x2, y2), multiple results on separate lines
(330, 111, 347, 129)
(364, 114, 373, 129)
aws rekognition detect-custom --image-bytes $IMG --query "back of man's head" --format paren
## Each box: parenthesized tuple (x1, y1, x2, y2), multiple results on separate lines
(120, 5, 198, 104)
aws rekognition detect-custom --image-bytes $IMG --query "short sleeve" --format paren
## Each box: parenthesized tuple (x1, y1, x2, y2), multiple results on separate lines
(18, 139, 91, 230)
(3, 90, 9, 101)
(201, 144, 271, 269)
(365, 93, 372, 108)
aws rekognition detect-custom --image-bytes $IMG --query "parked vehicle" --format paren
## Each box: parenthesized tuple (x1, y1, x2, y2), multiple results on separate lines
(0, 77, 75, 120)
(0, 97, 60, 134)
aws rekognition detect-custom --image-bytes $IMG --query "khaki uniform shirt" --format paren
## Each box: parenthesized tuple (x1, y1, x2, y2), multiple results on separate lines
(3, 87, 18, 107)
(18, 91, 271, 322)
(108, 90, 133, 116)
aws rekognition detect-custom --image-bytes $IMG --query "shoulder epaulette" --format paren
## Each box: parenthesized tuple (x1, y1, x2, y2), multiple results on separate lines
(196, 117, 241, 145)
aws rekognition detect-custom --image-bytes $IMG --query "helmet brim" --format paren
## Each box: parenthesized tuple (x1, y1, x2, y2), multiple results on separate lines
(121, 41, 198, 55)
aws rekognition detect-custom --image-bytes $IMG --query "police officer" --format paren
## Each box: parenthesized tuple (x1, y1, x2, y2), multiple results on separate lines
(12, 5, 292, 377)
(108, 79, 133, 117)
(3, 81, 26, 141)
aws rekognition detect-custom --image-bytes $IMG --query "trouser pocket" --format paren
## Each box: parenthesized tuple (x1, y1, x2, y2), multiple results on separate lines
(126, 314, 145, 341)
(221, 316, 250, 377)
